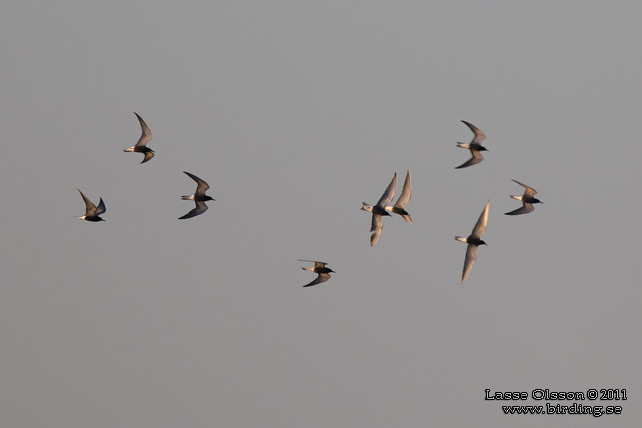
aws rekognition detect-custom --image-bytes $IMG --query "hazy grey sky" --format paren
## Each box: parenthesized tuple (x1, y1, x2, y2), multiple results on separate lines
(1, 1, 640, 427)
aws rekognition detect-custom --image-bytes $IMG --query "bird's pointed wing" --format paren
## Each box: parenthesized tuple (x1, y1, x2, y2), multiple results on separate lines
(504, 202, 534, 216)
(179, 200, 209, 219)
(511, 179, 537, 197)
(394, 170, 412, 209)
(375, 172, 397, 208)
(134, 112, 152, 147)
(462, 244, 478, 283)
(455, 150, 484, 169)
(370, 214, 383, 246)
(77, 189, 97, 215)
(141, 151, 154, 164)
(400, 213, 412, 223)
(461, 120, 486, 144)
(470, 200, 490, 238)
(95, 198, 106, 215)
(184, 171, 210, 195)
(303, 272, 331, 287)
(297, 259, 325, 265)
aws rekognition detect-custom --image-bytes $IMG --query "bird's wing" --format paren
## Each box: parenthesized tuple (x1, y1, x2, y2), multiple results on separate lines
(95, 198, 106, 215)
(141, 151, 155, 164)
(511, 179, 537, 197)
(184, 171, 210, 195)
(303, 273, 331, 287)
(461, 120, 486, 144)
(134, 112, 152, 147)
(470, 200, 490, 238)
(77, 189, 97, 215)
(394, 170, 412, 208)
(462, 244, 478, 283)
(455, 150, 484, 169)
(504, 202, 534, 216)
(179, 200, 209, 219)
(370, 214, 383, 246)
(375, 172, 397, 208)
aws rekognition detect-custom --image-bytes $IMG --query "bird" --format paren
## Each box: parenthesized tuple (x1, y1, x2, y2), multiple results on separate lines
(455, 200, 490, 283)
(179, 171, 214, 219)
(361, 172, 397, 246)
(298, 260, 334, 287)
(455, 120, 488, 169)
(385, 170, 412, 223)
(505, 179, 543, 215)
(123, 112, 154, 164)
(76, 189, 106, 222)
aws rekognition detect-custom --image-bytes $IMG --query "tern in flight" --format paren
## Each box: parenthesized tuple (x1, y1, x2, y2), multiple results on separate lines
(505, 179, 543, 215)
(361, 172, 397, 246)
(385, 170, 412, 223)
(124, 112, 154, 164)
(455, 120, 488, 169)
(299, 260, 335, 287)
(76, 189, 106, 222)
(179, 171, 214, 220)
(455, 200, 490, 283)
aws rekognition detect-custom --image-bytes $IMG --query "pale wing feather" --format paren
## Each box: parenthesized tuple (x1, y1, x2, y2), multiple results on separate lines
(303, 273, 331, 287)
(375, 172, 397, 209)
(95, 198, 106, 215)
(134, 112, 152, 147)
(370, 214, 383, 246)
(511, 179, 537, 198)
(184, 171, 210, 195)
(470, 200, 490, 238)
(179, 201, 209, 219)
(461, 120, 486, 144)
(297, 259, 327, 266)
(462, 244, 478, 283)
(394, 170, 412, 208)
(505, 202, 534, 216)
(77, 189, 97, 216)
(455, 150, 484, 169)
(141, 151, 154, 164)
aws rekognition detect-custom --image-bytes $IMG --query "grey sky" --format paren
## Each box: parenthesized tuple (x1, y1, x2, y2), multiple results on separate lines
(1, 1, 640, 426)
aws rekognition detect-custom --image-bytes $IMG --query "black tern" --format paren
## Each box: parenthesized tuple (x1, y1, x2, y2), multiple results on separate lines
(298, 260, 334, 287)
(386, 170, 412, 223)
(361, 172, 397, 246)
(179, 171, 214, 220)
(455, 200, 489, 283)
(76, 189, 106, 222)
(505, 179, 543, 215)
(124, 112, 154, 164)
(455, 120, 488, 169)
